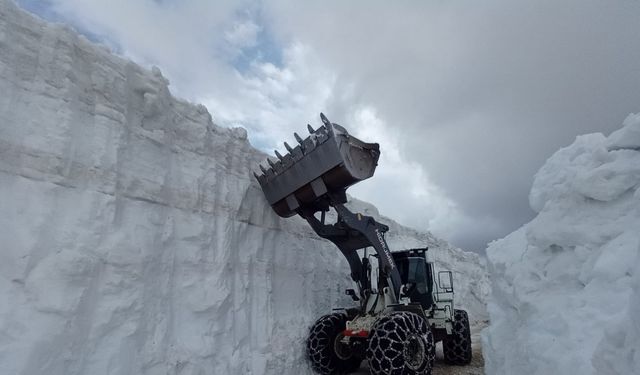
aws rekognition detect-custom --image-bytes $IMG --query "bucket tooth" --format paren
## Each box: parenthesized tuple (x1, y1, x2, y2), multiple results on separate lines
(284, 142, 293, 152)
(320, 113, 331, 126)
(267, 158, 275, 168)
(307, 124, 315, 133)
(320, 113, 334, 136)
(275, 150, 284, 160)
(294, 132, 304, 144)
(259, 164, 267, 174)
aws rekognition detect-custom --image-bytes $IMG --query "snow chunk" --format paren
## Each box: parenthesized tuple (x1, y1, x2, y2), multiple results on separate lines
(607, 112, 640, 150)
(484, 113, 640, 375)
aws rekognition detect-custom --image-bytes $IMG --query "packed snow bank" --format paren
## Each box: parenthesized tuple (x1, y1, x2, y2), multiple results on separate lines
(0, 2, 487, 374)
(482, 114, 640, 374)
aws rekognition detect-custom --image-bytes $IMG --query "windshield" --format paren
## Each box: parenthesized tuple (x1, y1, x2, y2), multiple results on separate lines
(396, 257, 429, 294)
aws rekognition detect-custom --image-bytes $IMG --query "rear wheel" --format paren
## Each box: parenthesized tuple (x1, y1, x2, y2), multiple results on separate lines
(443, 309, 472, 365)
(367, 312, 435, 375)
(307, 312, 362, 374)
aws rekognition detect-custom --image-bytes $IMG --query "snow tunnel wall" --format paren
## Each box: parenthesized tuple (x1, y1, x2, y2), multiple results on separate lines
(0, 1, 488, 374)
(482, 115, 640, 374)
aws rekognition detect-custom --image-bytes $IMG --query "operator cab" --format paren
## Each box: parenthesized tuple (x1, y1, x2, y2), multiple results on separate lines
(392, 249, 434, 309)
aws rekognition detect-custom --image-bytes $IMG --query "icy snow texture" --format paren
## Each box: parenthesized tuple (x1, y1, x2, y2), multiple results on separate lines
(483, 114, 640, 374)
(0, 1, 487, 374)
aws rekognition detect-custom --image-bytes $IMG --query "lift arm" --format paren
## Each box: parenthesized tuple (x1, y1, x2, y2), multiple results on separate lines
(299, 201, 402, 302)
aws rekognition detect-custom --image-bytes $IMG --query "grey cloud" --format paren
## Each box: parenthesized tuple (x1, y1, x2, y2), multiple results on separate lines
(261, 0, 640, 252)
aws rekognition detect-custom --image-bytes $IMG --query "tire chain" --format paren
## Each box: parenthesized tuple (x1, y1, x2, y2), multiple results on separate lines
(443, 309, 472, 365)
(367, 312, 435, 375)
(307, 313, 360, 374)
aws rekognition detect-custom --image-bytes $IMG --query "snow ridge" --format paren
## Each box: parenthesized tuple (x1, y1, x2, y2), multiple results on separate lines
(482, 114, 640, 374)
(0, 1, 487, 374)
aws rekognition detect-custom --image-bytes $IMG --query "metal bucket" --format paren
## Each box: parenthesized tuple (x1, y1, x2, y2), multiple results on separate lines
(255, 114, 380, 217)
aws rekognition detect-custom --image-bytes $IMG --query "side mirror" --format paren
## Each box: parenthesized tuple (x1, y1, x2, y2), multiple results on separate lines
(345, 288, 360, 301)
(438, 271, 453, 292)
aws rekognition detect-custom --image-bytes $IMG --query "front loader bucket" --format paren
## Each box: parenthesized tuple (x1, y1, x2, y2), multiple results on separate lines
(255, 113, 380, 217)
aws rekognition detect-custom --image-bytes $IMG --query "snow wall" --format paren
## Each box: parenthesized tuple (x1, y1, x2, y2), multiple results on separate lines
(483, 115, 640, 374)
(0, 1, 488, 374)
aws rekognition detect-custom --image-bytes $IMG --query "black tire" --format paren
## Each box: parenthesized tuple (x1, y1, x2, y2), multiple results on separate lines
(307, 312, 362, 374)
(367, 312, 435, 375)
(443, 309, 472, 365)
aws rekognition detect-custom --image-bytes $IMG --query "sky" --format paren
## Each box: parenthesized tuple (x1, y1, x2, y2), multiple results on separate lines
(16, 0, 640, 253)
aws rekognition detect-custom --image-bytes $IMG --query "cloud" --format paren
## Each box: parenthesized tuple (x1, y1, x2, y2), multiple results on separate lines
(20, 0, 640, 252)
(201, 42, 338, 151)
(345, 108, 465, 237)
(224, 20, 259, 50)
(45, 0, 253, 96)
(260, 0, 640, 251)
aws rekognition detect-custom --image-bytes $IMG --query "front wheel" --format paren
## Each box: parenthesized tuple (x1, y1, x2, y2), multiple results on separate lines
(307, 312, 362, 374)
(367, 312, 435, 375)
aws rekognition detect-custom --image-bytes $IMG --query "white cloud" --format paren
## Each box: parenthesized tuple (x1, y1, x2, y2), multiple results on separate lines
(25, 0, 640, 252)
(201, 42, 337, 152)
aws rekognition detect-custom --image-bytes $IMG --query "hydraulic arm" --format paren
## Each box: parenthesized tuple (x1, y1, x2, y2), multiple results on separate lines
(299, 196, 402, 301)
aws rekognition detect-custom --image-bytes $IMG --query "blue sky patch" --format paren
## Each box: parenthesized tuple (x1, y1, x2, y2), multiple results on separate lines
(231, 17, 282, 74)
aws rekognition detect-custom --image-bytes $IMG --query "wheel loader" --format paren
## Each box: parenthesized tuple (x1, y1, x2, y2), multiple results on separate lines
(254, 114, 472, 375)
